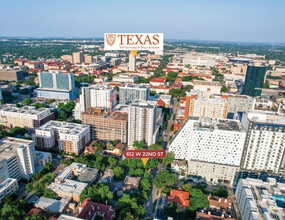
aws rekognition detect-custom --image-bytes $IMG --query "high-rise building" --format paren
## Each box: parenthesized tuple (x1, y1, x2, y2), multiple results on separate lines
(213, 93, 255, 118)
(242, 65, 266, 97)
(61, 55, 73, 63)
(84, 54, 92, 64)
(0, 104, 55, 130)
(239, 110, 285, 173)
(119, 83, 150, 105)
(0, 137, 36, 180)
(128, 101, 159, 147)
(81, 108, 128, 143)
(184, 90, 228, 121)
(33, 121, 90, 155)
(0, 70, 24, 82)
(74, 85, 117, 120)
(37, 71, 78, 100)
(235, 178, 285, 220)
(0, 178, 19, 203)
(129, 53, 136, 71)
(192, 81, 222, 97)
(73, 52, 84, 64)
(169, 117, 246, 183)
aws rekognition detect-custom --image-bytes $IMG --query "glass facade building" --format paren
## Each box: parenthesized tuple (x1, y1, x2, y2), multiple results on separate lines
(242, 65, 266, 97)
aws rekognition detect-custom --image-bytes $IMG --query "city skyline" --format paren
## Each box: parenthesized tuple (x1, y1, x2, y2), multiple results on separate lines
(0, 0, 285, 43)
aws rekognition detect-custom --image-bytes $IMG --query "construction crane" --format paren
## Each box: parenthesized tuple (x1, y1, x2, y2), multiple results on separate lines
(109, 89, 117, 113)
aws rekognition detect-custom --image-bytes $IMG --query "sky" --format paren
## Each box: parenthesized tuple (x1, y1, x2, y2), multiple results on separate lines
(0, 0, 285, 43)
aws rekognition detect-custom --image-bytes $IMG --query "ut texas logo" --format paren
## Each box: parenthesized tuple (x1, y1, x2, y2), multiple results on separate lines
(106, 34, 116, 46)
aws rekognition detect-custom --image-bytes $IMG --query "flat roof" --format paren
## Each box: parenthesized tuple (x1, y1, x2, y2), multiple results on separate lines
(34, 197, 68, 213)
(36, 120, 90, 136)
(0, 137, 33, 161)
(0, 104, 50, 116)
(120, 83, 149, 89)
(193, 80, 221, 87)
(48, 179, 88, 195)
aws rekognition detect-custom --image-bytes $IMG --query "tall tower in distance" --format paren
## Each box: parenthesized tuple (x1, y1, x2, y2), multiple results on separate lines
(72, 51, 84, 64)
(242, 65, 266, 97)
(129, 52, 136, 71)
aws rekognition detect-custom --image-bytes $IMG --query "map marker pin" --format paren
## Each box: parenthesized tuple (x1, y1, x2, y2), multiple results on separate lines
(130, 50, 137, 58)
(141, 158, 149, 166)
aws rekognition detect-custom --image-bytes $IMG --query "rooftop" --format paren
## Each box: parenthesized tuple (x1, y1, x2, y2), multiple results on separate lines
(35, 151, 51, 160)
(0, 178, 17, 193)
(189, 117, 244, 132)
(168, 188, 190, 208)
(245, 110, 285, 125)
(129, 100, 157, 109)
(193, 80, 221, 87)
(0, 137, 33, 161)
(0, 104, 50, 117)
(48, 179, 88, 195)
(77, 168, 99, 184)
(124, 176, 142, 186)
(35, 120, 90, 136)
(34, 197, 68, 213)
(78, 198, 115, 220)
(120, 83, 149, 89)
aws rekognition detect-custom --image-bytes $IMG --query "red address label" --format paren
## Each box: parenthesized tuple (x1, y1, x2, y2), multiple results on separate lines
(124, 150, 166, 158)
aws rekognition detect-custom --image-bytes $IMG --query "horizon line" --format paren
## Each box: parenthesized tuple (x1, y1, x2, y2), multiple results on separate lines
(0, 36, 285, 45)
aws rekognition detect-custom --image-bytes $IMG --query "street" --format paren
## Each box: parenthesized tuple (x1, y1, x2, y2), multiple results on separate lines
(144, 98, 179, 218)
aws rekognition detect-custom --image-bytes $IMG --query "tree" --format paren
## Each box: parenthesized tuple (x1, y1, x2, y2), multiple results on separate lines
(187, 188, 209, 215)
(117, 194, 146, 219)
(43, 189, 57, 199)
(47, 99, 56, 104)
(113, 166, 125, 180)
(133, 140, 146, 149)
(163, 152, 175, 166)
(33, 103, 46, 109)
(140, 178, 151, 191)
(80, 183, 113, 203)
(25, 182, 33, 192)
(108, 157, 118, 166)
(148, 144, 163, 150)
(9, 126, 27, 137)
(154, 170, 178, 189)
(181, 183, 191, 192)
(221, 85, 228, 92)
(22, 98, 33, 105)
(60, 111, 68, 120)
(25, 213, 47, 220)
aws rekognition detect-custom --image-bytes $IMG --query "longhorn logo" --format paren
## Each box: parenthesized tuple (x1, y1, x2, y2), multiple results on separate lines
(106, 34, 116, 46)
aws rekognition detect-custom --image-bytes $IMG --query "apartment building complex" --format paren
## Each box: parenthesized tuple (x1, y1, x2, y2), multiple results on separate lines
(0, 104, 55, 130)
(119, 83, 150, 105)
(214, 94, 255, 116)
(37, 71, 78, 100)
(240, 110, 285, 173)
(72, 52, 84, 64)
(235, 178, 285, 220)
(74, 84, 117, 120)
(81, 108, 128, 143)
(0, 137, 36, 180)
(181, 53, 217, 67)
(0, 70, 24, 81)
(193, 80, 222, 97)
(128, 101, 160, 147)
(169, 117, 246, 183)
(33, 121, 90, 155)
(0, 178, 18, 203)
(183, 90, 228, 121)
(113, 73, 139, 83)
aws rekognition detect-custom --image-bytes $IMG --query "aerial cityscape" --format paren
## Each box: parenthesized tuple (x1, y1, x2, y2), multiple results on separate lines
(0, 1, 285, 220)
